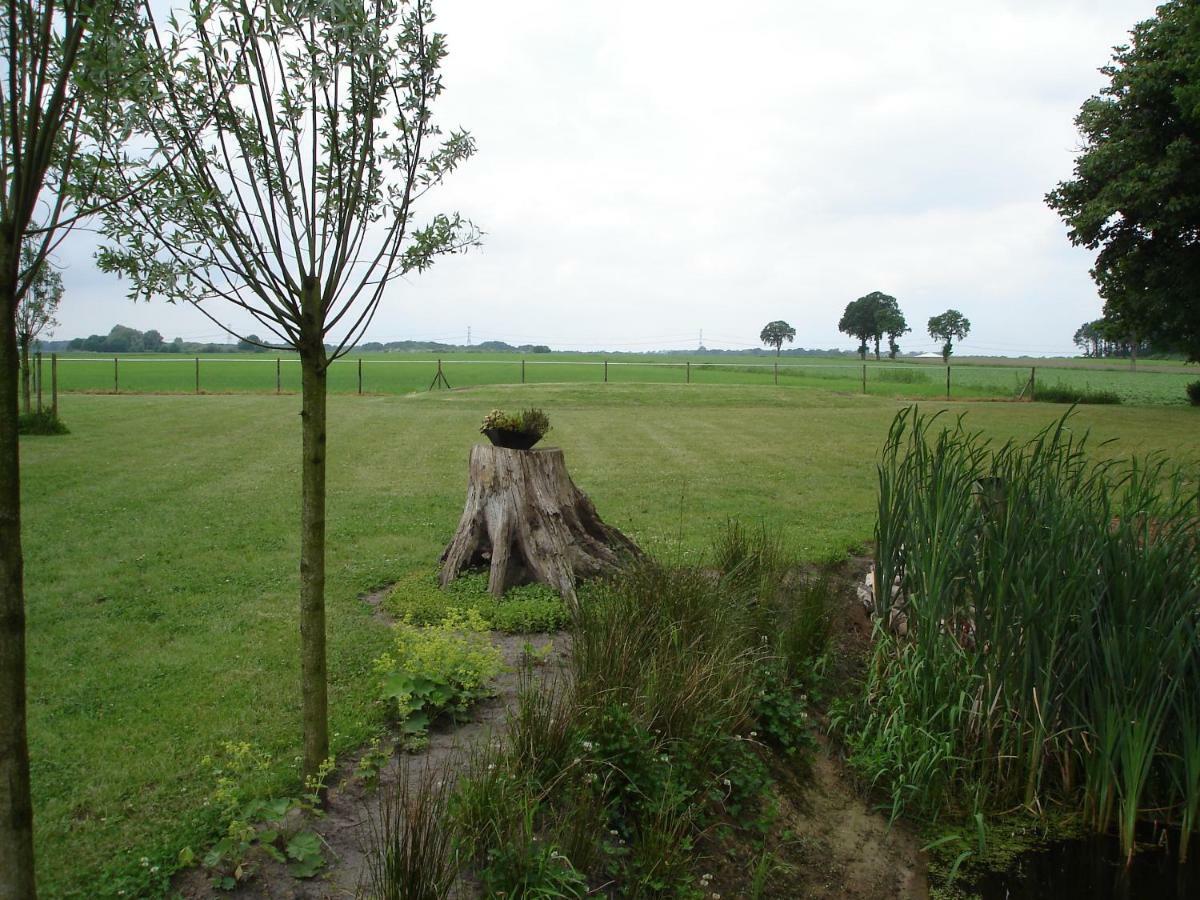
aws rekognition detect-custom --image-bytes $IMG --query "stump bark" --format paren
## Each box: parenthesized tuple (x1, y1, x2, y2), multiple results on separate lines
(439, 444, 640, 604)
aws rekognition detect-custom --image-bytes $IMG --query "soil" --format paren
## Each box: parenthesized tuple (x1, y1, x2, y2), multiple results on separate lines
(175, 563, 929, 899)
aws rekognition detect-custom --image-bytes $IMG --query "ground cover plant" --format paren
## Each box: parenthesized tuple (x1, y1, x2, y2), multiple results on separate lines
(839, 407, 1200, 871)
(385, 569, 569, 633)
(17, 385, 1200, 893)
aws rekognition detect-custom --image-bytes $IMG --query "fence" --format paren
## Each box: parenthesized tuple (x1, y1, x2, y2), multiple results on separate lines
(41, 354, 1195, 405)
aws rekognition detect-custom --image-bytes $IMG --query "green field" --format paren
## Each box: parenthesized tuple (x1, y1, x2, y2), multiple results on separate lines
(18, 384, 1200, 895)
(39, 350, 1200, 405)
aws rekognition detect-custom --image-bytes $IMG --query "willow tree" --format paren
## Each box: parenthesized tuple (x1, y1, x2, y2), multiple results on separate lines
(99, 0, 476, 779)
(2, 0, 139, 893)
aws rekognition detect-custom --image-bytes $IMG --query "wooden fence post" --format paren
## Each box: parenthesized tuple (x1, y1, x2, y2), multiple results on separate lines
(35, 352, 43, 411)
(195, 357, 200, 394)
(357, 358, 363, 395)
(1030, 367, 1036, 400)
(946, 365, 951, 399)
(51, 353, 58, 418)
(276, 357, 281, 394)
(604, 360, 608, 383)
(862, 364, 866, 394)
(114, 356, 119, 394)
(521, 359, 525, 384)
(686, 360, 691, 384)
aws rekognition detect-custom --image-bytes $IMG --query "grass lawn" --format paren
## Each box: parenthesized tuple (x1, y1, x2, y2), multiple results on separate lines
(18, 383, 1200, 896)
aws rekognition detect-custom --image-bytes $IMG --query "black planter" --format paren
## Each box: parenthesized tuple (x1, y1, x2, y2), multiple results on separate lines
(483, 428, 543, 450)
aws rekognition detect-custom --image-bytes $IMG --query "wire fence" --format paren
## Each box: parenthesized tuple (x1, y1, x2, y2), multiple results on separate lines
(35, 353, 1198, 406)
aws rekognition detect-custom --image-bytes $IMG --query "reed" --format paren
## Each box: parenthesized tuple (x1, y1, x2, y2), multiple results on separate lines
(843, 407, 1200, 863)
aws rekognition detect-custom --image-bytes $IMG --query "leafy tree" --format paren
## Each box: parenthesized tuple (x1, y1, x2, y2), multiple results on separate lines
(1, 0, 142, 892)
(15, 247, 63, 414)
(1046, 0, 1200, 361)
(759, 320, 796, 356)
(99, 0, 477, 781)
(839, 291, 901, 361)
(142, 329, 164, 351)
(928, 310, 971, 362)
(874, 295, 909, 360)
(237, 335, 267, 353)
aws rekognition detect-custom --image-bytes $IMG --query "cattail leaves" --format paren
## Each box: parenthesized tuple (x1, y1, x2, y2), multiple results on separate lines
(846, 406, 1200, 863)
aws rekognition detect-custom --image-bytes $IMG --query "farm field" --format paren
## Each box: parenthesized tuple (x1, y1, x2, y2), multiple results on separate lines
(18, 384, 1200, 895)
(42, 349, 1200, 405)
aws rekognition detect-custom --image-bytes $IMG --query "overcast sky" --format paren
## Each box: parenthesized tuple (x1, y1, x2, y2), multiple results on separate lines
(53, 0, 1160, 355)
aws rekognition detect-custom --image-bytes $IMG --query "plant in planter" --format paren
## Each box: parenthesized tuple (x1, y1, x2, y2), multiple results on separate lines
(480, 408, 551, 450)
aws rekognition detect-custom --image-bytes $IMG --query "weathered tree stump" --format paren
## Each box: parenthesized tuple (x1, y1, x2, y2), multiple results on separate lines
(439, 444, 640, 604)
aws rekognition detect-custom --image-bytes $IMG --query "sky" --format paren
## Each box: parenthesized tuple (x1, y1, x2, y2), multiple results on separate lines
(51, 0, 1162, 356)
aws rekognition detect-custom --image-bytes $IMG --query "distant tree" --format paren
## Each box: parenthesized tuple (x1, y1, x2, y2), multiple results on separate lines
(105, 324, 144, 353)
(839, 291, 898, 360)
(15, 248, 63, 413)
(82, 334, 105, 352)
(1046, 1, 1200, 361)
(759, 320, 797, 357)
(874, 295, 909, 360)
(142, 329, 164, 352)
(99, 0, 477, 781)
(237, 335, 267, 353)
(928, 310, 971, 362)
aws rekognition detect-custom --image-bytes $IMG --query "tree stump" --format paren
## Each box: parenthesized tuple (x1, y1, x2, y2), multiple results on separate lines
(439, 444, 640, 604)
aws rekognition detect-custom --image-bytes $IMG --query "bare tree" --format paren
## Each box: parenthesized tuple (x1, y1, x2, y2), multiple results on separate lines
(2, 0, 139, 893)
(99, 0, 477, 780)
(16, 246, 63, 414)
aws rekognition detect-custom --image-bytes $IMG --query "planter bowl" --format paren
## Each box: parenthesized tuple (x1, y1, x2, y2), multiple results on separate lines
(483, 428, 543, 450)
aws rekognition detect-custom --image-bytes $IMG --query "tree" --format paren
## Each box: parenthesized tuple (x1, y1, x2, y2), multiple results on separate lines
(15, 248, 63, 414)
(143, 329, 164, 351)
(99, 0, 477, 782)
(1046, 1, 1200, 362)
(838, 291, 900, 361)
(2, 0, 140, 893)
(874, 295, 909, 360)
(928, 310, 971, 362)
(759, 320, 796, 356)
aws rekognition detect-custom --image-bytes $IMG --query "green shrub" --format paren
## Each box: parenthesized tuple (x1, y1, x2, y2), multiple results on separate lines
(1033, 383, 1120, 404)
(18, 409, 69, 434)
(1187, 379, 1200, 406)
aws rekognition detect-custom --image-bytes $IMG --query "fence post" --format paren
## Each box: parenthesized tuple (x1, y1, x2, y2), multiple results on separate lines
(1030, 366, 1036, 400)
(276, 357, 281, 394)
(195, 357, 200, 394)
(357, 358, 363, 395)
(862, 364, 866, 394)
(686, 360, 691, 384)
(946, 365, 951, 399)
(35, 352, 43, 412)
(604, 360, 608, 383)
(114, 356, 119, 394)
(51, 353, 58, 418)
(773, 361, 778, 385)
(521, 359, 525, 384)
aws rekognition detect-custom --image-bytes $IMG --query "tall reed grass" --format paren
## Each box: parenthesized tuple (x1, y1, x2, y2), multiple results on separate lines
(842, 407, 1200, 864)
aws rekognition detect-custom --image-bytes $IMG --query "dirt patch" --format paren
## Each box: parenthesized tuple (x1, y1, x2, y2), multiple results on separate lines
(173, 629, 571, 899)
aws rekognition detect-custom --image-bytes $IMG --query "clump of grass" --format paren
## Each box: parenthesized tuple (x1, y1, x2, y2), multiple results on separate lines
(876, 367, 930, 384)
(18, 409, 69, 434)
(1034, 383, 1120, 404)
(359, 761, 457, 899)
(839, 407, 1200, 864)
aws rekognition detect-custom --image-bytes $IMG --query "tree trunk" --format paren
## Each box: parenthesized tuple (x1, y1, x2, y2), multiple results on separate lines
(297, 290, 328, 783)
(0, 239, 37, 899)
(440, 444, 640, 607)
(19, 340, 30, 416)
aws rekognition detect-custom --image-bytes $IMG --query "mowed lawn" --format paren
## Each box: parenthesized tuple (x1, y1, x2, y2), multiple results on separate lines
(18, 383, 1200, 895)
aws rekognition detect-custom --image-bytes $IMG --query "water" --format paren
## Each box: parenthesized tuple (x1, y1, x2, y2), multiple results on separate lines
(972, 827, 1200, 899)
